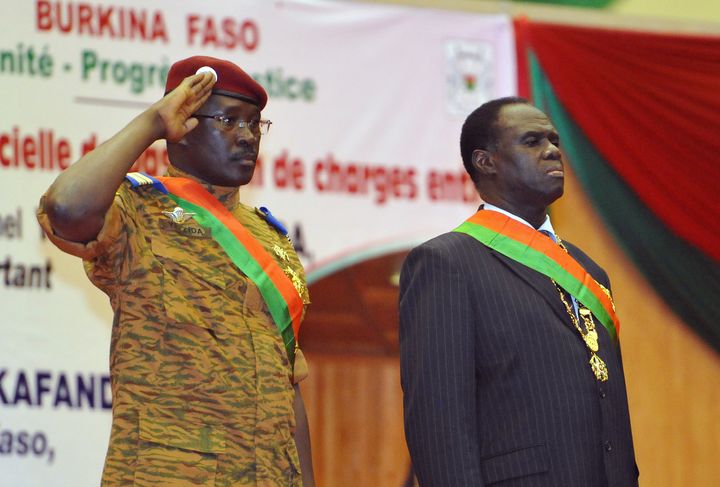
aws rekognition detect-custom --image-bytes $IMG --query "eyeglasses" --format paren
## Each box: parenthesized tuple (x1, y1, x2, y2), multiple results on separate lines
(194, 114, 272, 135)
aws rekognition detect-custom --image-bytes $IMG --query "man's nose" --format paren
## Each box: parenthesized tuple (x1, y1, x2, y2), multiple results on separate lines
(544, 142, 561, 159)
(234, 127, 259, 145)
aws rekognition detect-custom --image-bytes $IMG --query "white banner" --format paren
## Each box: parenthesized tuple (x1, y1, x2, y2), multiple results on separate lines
(0, 0, 516, 484)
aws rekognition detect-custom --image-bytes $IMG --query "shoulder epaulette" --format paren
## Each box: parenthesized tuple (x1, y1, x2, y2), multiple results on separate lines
(256, 206, 288, 236)
(125, 172, 162, 190)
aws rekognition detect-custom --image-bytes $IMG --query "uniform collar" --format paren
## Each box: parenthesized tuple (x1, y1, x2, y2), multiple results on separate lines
(166, 165, 240, 210)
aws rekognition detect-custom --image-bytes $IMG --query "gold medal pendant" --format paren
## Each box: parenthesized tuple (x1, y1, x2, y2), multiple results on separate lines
(583, 330, 599, 352)
(589, 353, 609, 382)
(552, 277, 609, 383)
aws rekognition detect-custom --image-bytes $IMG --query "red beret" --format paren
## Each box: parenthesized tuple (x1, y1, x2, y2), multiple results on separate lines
(165, 55, 268, 109)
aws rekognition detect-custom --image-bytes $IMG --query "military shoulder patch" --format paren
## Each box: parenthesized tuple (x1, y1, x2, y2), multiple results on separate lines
(256, 206, 288, 236)
(125, 172, 161, 189)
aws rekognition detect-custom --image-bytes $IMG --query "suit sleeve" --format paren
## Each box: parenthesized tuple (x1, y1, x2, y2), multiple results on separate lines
(399, 243, 484, 486)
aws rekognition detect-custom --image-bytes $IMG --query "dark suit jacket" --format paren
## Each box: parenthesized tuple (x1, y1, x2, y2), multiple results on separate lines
(399, 231, 638, 486)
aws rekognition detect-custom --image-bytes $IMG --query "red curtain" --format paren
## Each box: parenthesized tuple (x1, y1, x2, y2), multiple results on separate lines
(517, 21, 720, 261)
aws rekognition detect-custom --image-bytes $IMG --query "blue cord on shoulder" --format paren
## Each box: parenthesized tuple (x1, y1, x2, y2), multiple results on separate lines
(258, 206, 288, 236)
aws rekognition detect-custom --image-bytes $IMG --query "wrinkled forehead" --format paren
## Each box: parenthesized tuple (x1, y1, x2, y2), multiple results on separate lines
(201, 93, 262, 116)
(497, 103, 556, 135)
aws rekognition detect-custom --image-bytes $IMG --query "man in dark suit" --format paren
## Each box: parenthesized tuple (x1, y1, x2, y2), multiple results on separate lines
(399, 97, 638, 486)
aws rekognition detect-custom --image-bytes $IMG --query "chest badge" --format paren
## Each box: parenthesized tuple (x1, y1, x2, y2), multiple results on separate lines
(163, 206, 196, 224)
(273, 244, 290, 262)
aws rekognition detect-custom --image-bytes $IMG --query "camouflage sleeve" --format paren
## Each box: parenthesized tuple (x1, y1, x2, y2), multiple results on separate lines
(37, 189, 130, 261)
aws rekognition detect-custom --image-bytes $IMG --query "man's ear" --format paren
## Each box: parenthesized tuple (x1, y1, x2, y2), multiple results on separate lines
(472, 149, 496, 176)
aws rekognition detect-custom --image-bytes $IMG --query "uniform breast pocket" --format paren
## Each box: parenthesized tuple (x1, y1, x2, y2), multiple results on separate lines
(150, 239, 234, 390)
(151, 239, 230, 329)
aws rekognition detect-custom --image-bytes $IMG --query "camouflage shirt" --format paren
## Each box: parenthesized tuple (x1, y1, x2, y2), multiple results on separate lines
(38, 166, 310, 486)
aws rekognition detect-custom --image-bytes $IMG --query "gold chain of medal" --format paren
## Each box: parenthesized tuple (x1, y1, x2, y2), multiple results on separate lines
(553, 236, 609, 382)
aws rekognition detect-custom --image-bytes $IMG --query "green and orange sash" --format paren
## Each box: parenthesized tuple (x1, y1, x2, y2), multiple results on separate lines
(454, 210, 619, 342)
(126, 172, 303, 364)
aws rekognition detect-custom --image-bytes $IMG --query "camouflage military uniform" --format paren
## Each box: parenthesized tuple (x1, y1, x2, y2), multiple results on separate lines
(38, 167, 310, 486)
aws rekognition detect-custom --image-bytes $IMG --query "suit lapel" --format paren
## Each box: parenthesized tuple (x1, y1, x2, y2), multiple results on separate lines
(488, 248, 574, 329)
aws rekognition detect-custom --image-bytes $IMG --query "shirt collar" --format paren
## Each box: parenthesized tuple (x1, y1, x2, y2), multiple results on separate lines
(482, 202, 556, 236)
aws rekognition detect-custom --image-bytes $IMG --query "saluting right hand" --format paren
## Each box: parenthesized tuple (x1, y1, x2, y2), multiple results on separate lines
(154, 72, 216, 142)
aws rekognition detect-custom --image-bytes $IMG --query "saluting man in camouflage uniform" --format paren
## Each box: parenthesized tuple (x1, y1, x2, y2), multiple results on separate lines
(38, 56, 315, 486)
